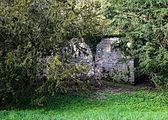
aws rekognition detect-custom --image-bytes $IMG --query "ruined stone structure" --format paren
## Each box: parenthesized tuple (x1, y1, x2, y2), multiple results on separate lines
(70, 39, 94, 77)
(71, 37, 134, 83)
(95, 37, 134, 83)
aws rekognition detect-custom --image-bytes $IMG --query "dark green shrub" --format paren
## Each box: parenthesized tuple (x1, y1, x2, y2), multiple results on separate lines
(107, 0, 168, 87)
(0, 0, 109, 107)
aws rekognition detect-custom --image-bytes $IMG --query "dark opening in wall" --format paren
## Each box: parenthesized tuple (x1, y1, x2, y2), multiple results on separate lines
(134, 58, 151, 86)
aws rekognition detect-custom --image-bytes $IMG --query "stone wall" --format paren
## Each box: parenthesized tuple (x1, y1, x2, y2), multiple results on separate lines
(95, 37, 134, 83)
(71, 37, 134, 83)
(70, 39, 94, 77)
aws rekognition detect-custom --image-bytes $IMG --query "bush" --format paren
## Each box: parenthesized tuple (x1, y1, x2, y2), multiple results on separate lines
(0, 43, 37, 106)
(0, 0, 109, 107)
(107, 0, 168, 87)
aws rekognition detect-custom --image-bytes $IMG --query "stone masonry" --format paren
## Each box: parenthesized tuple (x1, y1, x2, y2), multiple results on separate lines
(95, 37, 134, 83)
(71, 37, 134, 83)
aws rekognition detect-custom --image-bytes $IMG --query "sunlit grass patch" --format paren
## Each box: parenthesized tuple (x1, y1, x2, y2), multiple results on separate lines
(0, 89, 168, 120)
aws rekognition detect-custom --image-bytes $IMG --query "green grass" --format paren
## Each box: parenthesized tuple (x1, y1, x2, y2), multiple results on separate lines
(1, 89, 168, 120)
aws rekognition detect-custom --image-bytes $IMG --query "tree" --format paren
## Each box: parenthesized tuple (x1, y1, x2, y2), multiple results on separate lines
(0, 0, 109, 107)
(107, 0, 168, 87)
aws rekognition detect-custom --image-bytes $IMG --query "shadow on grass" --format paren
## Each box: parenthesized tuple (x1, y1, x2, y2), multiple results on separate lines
(2, 86, 168, 113)
(35, 89, 168, 112)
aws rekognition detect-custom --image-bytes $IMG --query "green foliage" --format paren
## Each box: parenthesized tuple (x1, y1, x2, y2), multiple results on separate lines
(0, 43, 37, 106)
(107, 0, 168, 86)
(0, 0, 55, 106)
(0, 0, 109, 107)
(36, 56, 88, 97)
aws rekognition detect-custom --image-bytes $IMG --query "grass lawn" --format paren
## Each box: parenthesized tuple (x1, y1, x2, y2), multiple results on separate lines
(0, 85, 168, 120)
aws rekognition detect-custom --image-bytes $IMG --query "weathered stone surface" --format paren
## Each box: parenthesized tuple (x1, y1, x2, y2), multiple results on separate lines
(70, 39, 94, 77)
(71, 37, 134, 83)
(95, 37, 134, 83)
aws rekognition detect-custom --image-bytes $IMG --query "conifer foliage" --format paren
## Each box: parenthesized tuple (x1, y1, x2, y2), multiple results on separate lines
(108, 0, 168, 87)
(0, 0, 108, 107)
